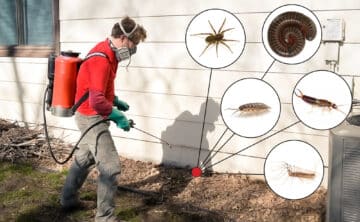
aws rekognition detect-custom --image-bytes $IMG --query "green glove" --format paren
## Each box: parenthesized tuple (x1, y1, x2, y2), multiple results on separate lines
(108, 108, 130, 131)
(113, 96, 129, 111)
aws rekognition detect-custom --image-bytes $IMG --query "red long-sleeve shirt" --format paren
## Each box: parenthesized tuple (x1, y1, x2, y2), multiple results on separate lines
(75, 39, 118, 116)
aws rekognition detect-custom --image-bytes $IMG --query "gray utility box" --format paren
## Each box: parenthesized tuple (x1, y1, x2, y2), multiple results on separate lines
(328, 116, 360, 222)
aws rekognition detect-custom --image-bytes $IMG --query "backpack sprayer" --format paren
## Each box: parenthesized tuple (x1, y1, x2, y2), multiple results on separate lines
(43, 51, 171, 165)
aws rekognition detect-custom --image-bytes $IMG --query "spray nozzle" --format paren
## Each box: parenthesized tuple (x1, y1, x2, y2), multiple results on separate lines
(129, 119, 136, 128)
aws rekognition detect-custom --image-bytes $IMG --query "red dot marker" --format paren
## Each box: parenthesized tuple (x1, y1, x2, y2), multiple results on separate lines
(192, 167, 202, 177)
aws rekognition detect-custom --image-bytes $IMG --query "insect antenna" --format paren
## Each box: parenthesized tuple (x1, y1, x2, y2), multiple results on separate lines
(336, 103, 350, 107)
(225, 108, 240, 115)
(294, 89, 303, 98)
(333, 105, 348, 115)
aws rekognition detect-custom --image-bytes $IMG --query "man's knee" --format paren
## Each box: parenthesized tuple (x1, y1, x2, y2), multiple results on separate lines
(97, 160, 121, 179)
(74, 151, 95, 169)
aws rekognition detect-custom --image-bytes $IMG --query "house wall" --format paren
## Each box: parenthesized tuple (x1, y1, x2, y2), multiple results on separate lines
(1, 0, 360, 187)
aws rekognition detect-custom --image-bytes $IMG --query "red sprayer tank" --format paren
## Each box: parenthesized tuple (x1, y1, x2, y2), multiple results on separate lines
(51, 51, 82, 117)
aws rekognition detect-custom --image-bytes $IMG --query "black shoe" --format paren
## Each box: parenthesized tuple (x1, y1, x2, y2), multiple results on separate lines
(61, 200, 96, 212)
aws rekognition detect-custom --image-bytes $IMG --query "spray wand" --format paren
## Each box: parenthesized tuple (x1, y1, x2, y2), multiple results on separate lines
(128, 119, 172, 148)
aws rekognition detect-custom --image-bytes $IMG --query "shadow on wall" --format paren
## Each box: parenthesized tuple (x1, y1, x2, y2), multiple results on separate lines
(161, 98, 220, 170)
(10, 56, 27, 127)
(122, 98, 220, 202)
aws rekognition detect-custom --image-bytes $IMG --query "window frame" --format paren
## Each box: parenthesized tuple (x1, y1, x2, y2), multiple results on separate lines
(0, 0, 59, 57)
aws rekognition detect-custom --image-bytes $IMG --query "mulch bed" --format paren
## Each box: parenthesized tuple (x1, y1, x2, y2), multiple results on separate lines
(0, 119, 326, 221)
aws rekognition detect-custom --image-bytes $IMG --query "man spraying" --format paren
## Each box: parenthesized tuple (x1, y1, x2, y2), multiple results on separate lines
(60, 16, 147, 222)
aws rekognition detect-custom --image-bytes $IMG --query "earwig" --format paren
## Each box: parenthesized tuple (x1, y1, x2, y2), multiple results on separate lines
(226, 102, 271, 116)
(268, 11, 317, 57)
(283, 162, 316, 179)
(295, 89, 338, 109)
(191, 18, 239, 57)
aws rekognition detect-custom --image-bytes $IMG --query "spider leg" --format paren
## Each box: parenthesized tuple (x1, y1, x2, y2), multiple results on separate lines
(208, 20, 216, 34)
(199, 42, 212, 57)
(217, 17, 226, 34)
(222, 39, 240, 42)
(220, 27, 235, 34)
(191, 32, 213, 36)
(219, 40, 233, 53)
(216, 41, 220, 57)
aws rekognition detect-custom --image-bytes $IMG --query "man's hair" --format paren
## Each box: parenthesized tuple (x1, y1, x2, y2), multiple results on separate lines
(111, 16, 147, 45)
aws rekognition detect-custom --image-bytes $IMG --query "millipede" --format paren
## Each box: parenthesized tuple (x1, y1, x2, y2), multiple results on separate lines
(268, 11, 317, 57)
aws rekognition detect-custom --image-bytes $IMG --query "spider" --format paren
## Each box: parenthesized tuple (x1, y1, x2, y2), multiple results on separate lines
(191, 17, 238, 57)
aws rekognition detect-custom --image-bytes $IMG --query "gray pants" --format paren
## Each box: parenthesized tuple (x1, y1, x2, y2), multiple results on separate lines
(61, 113, 121, 222)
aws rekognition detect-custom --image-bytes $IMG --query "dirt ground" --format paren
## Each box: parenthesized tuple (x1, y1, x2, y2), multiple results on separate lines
(0, 119, 326, 222)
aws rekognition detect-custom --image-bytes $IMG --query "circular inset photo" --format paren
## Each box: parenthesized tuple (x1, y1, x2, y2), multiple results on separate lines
(262, 4, 322, 64)
(185, 8, 246, 69)
(292, 70, 352, 130)
(264, 140, 324, 200)
(220, 78, 281, 138)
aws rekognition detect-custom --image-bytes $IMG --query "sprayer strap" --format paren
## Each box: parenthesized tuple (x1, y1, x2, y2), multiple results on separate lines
(71, 52, 109, 115)
(71, 91, 89, 114)
(84, 52, 108, 61)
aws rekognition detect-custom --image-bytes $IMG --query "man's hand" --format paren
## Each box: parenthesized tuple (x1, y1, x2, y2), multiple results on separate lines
(113, 96, 129, 111)
(108, 108, 130, 131)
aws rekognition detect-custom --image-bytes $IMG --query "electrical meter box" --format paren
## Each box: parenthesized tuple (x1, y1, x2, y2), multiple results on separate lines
(322, 18, 345, 42)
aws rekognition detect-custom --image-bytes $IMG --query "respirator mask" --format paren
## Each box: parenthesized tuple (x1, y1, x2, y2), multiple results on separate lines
(113, 46, 137, 62)
(111, 22, 138, 62)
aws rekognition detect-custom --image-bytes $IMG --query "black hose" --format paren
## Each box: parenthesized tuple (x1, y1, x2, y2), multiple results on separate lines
(43, 87, 171, 164)
(43, 87, 110, 164)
